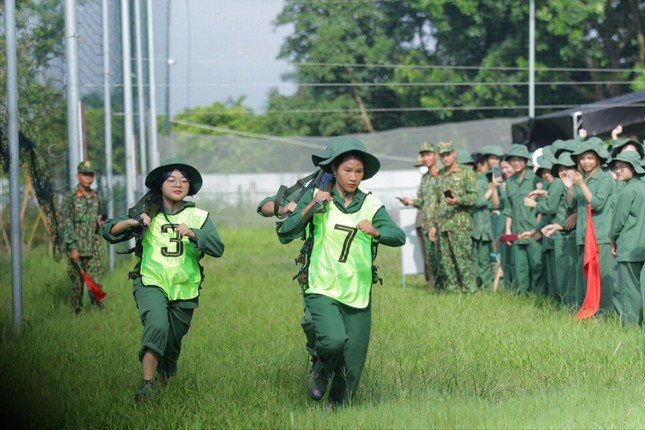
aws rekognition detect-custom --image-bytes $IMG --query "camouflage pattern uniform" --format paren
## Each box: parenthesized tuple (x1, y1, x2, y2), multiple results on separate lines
(432, 142, 478, 292)
(412, 143, 439, 288)
(63, 161, 104, 311)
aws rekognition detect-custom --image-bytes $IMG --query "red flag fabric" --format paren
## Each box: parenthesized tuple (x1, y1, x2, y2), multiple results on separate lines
(499, 234, 519, 242)
(76, 263, 107, 305)
(575, 204, 600, 319)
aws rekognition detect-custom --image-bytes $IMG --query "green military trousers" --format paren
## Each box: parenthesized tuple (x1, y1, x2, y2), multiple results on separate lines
(575, 244, 616, 316)
(304, 293, 371, 407)
(616, 262, 644, 326)
(553, 236, 578, 307)
(511, 241, 543, 294)
(543, 249, 556, 299)
(473, 239, 494, 290)
(133, 279, 195, 377)
(499, 241, 514, 291)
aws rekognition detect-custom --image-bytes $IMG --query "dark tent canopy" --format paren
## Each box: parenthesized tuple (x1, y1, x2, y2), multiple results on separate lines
(512, 90, 645, 151)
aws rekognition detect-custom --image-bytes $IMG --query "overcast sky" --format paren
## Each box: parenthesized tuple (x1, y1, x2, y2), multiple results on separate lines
(166, 0, 295, 115)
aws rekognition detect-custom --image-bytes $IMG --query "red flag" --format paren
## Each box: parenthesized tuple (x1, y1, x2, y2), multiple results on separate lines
(575, 204, 600, 319)
(76, 262, 107, 305)
(499, 234, 519, 242)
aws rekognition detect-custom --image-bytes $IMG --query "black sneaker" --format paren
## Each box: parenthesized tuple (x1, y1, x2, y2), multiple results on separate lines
(134, 379, 154, 402)
(308, 359, 330, 401)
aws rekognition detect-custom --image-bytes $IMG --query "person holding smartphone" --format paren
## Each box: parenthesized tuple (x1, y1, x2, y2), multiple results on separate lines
(428, 141, 478, 293)
(471, 151, 502, 290)
(400, 142, 440, 289)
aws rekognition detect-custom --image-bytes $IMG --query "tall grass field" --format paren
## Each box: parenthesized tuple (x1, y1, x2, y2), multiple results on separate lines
(2, 226, 645, 429)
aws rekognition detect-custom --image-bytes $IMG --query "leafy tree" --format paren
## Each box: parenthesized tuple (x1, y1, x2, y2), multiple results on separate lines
(272, 0, 419, 135)
(271, 0, 645, 131)
(0, 0, 68, 181)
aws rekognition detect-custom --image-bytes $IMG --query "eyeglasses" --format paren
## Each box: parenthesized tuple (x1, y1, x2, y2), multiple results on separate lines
(612, 165, 630, 173)
(165, 177, 190, 186)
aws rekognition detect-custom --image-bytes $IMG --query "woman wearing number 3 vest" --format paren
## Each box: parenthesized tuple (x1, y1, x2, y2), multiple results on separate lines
(102, 158, 225, 402)
(279, 137, 405, 408)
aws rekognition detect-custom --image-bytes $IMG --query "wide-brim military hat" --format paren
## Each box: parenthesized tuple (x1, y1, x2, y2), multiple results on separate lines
(145, 157, 203, 195)
(456, 149, 475, 165)
(311, 136, 381, 180)
(571, 137, 609, 163)
(504, 144, 531, 161)
(481, 145, 504, 158)
(552, 139, 580, 158)
(608, 151, 645, 176)
(610, 138, 644, 159)
(535, 155, 553, 173)
(550, 152, 576, 176)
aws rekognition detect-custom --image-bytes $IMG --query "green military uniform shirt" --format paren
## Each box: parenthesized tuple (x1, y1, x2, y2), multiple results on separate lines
(63, 186, 103, 256)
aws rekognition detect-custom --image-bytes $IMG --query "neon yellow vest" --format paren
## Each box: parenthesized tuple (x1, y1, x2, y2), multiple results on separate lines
(306, 190, 383, 308)
(140, 207, 209, 300)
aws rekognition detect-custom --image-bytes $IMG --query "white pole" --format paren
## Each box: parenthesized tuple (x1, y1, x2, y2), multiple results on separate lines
(5, 0, 23, 330)
(528, 0, 535, 119)
(102, 0, 115, 270)
(65, 0, 81, 187)
(121, 0, 137, 208)
(147, 0, 159, 167)
(134, 0, 147, 188)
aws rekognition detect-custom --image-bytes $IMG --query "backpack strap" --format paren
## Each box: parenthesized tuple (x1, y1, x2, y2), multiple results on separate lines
(274, 170, 320, 217)
(276, 172, 334, 238)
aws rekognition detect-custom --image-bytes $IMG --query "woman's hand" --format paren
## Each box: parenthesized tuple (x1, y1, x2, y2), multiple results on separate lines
(523, 197, 537, 208)
(541, 224, 562, 238)
(528, 189, 547, 199)
(569, 170, 584, 187)
(176, 223, 196, 240)
(563, 213, 577, 230)
(357, 220, 380, 239)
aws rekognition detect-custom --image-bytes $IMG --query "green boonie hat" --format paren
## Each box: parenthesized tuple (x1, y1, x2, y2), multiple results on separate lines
(456, 149, 474, 165)
(571, 137, 609, 163)
(419, 142, 435, 154)
(535, 155, 553, 172)
(311, 136, 381, 180)
(504, 144, 531, 161)
(552, 139, 579, 158)
(437, 140, 454, 154)
(550, 152, 576, 177)
(481, 145, 504, 158)
(145, 157, 203, 195)
(611, 138, 644, 159)
(77, 160, 96, 173)
(608, 151, 645, 176)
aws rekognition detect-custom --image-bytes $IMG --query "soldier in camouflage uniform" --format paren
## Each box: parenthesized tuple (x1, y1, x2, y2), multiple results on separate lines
(63, 160, 105, 313)
(402, 142, 439, 289)
(429, 141, 478, 293)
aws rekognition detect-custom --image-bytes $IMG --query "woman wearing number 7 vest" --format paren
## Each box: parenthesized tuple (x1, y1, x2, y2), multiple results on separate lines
(278, 136, 405, 409)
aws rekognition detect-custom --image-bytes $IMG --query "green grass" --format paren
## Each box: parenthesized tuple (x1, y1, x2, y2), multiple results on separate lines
(2, 226, 645, 429)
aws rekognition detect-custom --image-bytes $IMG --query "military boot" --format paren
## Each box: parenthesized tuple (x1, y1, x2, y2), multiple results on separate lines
(308, 359, 331, 401)
(134, 379, 155, 402)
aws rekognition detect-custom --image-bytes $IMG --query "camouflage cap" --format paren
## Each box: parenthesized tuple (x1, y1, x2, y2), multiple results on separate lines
(419, 142, 436, 154)
(77, 160, 96, 173)
(437, 140, 454, 154)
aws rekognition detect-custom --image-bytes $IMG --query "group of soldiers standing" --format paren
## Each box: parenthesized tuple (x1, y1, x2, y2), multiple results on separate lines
(403, 132, 645, 327)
